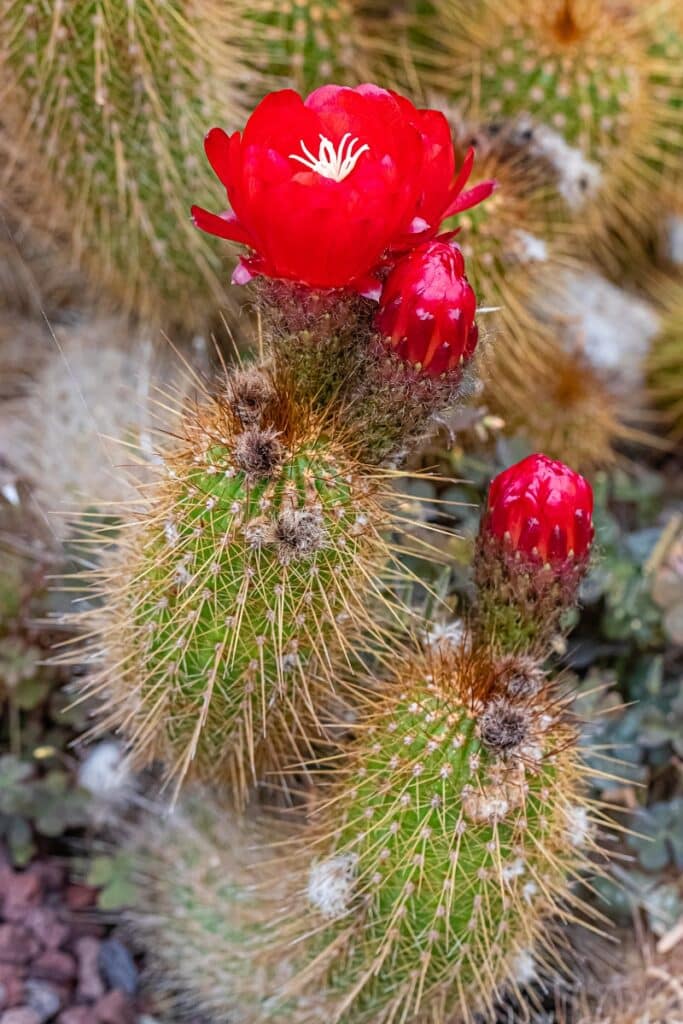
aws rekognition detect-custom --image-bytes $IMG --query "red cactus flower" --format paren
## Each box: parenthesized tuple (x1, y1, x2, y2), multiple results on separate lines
(375, 241, 479, 375)
(484, 454, 594, 570)
(191, 84, 494, 293)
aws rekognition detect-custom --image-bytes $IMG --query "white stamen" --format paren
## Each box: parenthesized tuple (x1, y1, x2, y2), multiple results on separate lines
(290, 132, 369, 182)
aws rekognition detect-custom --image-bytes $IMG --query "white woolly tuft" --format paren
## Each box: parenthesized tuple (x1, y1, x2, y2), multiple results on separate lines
(535, 269, 660, 395)
(423, 619, 467, 652)
(308, 854, 358, 920)
(509, 230, 548, 263)
(78, 740, 133, 804)
(529, 125, 602, 209)
(667, 214, 683, 266)
(501, 857, 526, 884)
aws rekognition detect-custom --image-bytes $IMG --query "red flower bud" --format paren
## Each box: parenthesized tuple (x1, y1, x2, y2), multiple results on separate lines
(484, 454, 594, 571)
(374, 242, 479, 376)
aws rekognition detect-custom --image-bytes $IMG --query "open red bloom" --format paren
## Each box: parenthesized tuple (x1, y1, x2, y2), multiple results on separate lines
(375, 241, 478, 376)
(484, 454, 594, 570)
(191, 84, 494, 292)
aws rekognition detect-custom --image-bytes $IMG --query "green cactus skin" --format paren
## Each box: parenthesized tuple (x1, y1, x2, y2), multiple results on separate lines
(78, 372, 403, 805)
(125, 800, 305, 1024)
(125, 641, 601, 1024)
(416, 0, 679, 163)
(0, 0, 249, 328)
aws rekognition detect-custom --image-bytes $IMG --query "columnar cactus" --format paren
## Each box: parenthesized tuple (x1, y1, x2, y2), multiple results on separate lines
(249, 0, 371, 92)
(80, 373, 406, 804)
(648, 278, 683, 441)
(0, 0, 250, 327)
(127, 638, 599, 1023)
(293, 641, 595, 1024)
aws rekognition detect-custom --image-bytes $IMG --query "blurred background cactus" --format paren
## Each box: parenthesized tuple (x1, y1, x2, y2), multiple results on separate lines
(0, 0, 249, 329)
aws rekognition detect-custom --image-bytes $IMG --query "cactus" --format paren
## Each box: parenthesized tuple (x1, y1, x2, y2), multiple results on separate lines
(71, 80, 615, 1024)
(293, 641, 597, 1024)
(440, 118, 574, 309)
(0, 0, 252, 329)
(0, 318, 182, 542)
(418, 114, 630, 471)
(77, 371, 415, 805)
(126, 638, 601, 1024)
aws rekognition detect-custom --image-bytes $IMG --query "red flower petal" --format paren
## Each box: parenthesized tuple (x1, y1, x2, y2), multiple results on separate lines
(191, 206, 255, 246)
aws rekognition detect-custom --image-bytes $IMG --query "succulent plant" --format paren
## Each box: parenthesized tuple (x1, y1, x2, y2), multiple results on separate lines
(249, 0, 371, 92)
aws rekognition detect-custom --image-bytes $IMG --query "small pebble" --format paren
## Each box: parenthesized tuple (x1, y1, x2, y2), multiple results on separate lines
(24, 981, 61, 1024)
(0, 967, 24, 1009)
(93, 990, 134, 1024)
(23, 912, 69, 953)
(74, 940, 104, 1003)
(0, 1008, 41, 1024)
(30, 955, 75, 986)
(3, 875, 42, 923)
(0, 928, 39, 967)
(96, 944, 136, 998)
(57, 1010, 96, 1024)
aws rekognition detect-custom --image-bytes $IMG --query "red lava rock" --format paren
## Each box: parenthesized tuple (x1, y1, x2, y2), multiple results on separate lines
(93, 991, 134, 1024)
(57, 1009, 96, 1024)
(74, 939, 104, 1003)
(0, 866, 14, 897)
(0, 928, 40, 967)
(3, 874, 42, 923)
(0, 966, 24, 1010)
(26, 865, 65, 896)
(0, 1008, 41, 1024)
(22, 911, 69, 953)
(30, 954, 75, 986)
(64, 888, 96, 913)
